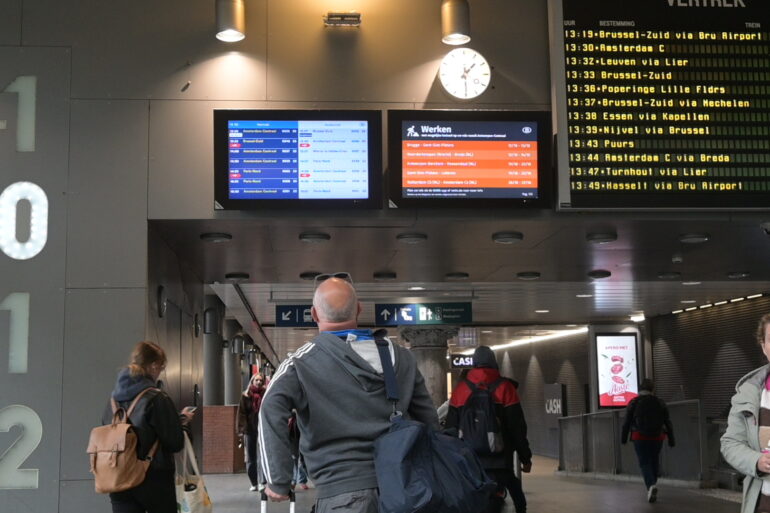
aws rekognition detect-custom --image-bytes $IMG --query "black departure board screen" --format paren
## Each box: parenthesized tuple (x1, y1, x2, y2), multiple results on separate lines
(550, 0, 770, 209)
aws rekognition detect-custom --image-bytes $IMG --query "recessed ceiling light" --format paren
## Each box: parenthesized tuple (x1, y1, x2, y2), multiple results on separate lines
(397, 232, 428, 244)
(727, 271, 750, 279)
(517, 271, 541, 280)
(373, 271, 397, 281)
(679, 233, 710, 244)
(672, 309, 684, 314)
(586, 232, 617, 244)
(225, 272, 250, 281)
(682, 281, 701, 286)
(492, 231, 524, 244)
(587, 269, 611, 279)
(714, 300, 728, 306)
(445, 271, 470, 281)
(685, 307, 698, 311)
(481, 330, 493, 334)
(630, 313, 645, 322)
(408, 286, 425, 291)
(535, 309, 550, 314)
(657, 271, 682, 280)
(680, 300, 696, 304)
(200, 232, 233, 243)
(730, 297, 745, 303)
(699, 304, 713, 309)
(299, 271, 321, 281)
(299, 232, 331, 243)
(748, 294, 764, 299)
(576, 294, 593, 298)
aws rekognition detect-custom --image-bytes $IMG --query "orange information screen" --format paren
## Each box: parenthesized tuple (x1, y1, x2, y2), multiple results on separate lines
(401, 121, 540, 199)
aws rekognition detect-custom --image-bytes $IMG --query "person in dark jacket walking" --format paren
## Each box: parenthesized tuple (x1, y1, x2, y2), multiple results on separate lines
(446, 346, 532, 513)
(237, 373, 267, 491)
(103, 341, 195, 513)
(621, 378, 675, 503)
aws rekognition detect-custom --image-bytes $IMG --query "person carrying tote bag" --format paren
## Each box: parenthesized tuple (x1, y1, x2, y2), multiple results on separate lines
(176, 432, 213, 513)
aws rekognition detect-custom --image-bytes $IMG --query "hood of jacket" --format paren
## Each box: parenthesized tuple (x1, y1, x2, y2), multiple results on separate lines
(314, 330, 390, 393)
(112, 367, 157, 402)
(473, 346, 499, 369)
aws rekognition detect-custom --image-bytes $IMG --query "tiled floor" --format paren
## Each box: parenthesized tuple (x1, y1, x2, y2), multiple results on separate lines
(203, 455, 742, 513)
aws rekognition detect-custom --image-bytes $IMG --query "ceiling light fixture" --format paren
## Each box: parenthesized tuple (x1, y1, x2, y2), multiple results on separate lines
(682, 281, 702, 286)
(730, 297, 745, 303)
(441, 0, 470, 45)
(445, 272, 470, 281)
(225, 271, 250, 281)
(373, 271, 397, 281)
(323, 11, 362, 27)
(463, 326, 589, 353)
(672, 309, 684, 314)
(748, 294, 764, 299)
(576, 294, 593, 298)
(299, 232, 331, 243)
(408, 286, 426, 291)
(586, 232, 617, 244)
(535, 309, 550, 314)
(200, 232, 233, 243)
(516, 271, 541, 281)
(714, 300, 728, 306)
(699, 304, 713, 309)
(657, 271, 682, 280)
(396, 232, 428, 244)
(587, 269, 611, 279)
(216, 0, 246, 42)
(481, 330, 493, 334)
(630, 313, 645, 323)
(685, 307, 697, 311)
(680, 300, 696, 304)
(678, 233, 710, 244)
(492, 231, 524, 244)
(727, 271, 750, 279)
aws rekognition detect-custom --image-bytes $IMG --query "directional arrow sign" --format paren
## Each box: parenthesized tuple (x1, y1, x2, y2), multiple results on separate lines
(275, 304, 315, 327)
(375, 302, 472, 326)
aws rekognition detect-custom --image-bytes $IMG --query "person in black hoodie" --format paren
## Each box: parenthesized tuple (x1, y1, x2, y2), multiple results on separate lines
(103, 341, 195, 513)
(446, 346, 532, 513)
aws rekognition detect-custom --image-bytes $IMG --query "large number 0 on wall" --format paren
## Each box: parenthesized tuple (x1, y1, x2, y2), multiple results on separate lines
(0, 181, 48, 260)
(0, 405, 43, 489)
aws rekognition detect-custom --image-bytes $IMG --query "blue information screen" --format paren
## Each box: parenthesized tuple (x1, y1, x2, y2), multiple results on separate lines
(227, 120, 370, 200)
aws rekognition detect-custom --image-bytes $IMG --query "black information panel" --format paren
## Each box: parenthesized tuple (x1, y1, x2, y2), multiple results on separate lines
(552, 0, 770, 209)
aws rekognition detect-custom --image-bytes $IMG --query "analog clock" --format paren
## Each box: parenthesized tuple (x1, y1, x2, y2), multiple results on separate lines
(439, 48, 491, 100)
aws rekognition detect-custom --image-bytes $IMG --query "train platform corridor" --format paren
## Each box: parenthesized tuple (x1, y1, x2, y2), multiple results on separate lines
(203, 455, 741, 513)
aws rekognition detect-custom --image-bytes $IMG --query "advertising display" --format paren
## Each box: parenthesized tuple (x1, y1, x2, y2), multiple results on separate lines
(596, 334, 639, 407)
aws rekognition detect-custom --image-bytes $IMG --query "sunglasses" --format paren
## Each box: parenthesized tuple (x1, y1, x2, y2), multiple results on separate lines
(313, 272, 354, 288)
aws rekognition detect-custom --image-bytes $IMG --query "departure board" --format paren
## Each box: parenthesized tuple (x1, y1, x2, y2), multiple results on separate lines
(550, 0, 770, 209)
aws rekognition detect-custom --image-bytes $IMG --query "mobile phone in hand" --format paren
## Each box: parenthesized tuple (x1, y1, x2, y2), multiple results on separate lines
(184, 406, 197, 413)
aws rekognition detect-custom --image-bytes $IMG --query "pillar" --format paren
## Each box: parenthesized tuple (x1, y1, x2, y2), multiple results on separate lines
(223, 319, 243, 406)
(202, 294, 224, 406)
(400, 326, 458, 407)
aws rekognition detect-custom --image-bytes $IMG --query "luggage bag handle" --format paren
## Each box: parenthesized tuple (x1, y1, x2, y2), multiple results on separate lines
(260, 490, 295, 513)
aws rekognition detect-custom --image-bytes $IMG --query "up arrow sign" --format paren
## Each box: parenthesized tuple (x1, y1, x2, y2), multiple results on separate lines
(380, 309, 392, 320)
(281, 311, 292, 321)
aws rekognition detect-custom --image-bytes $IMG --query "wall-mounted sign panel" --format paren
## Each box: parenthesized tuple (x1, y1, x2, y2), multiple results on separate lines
(550, 0, 770, 209)
(275, 304, 315, 327)
(544, 383, 566, 429)
(596, 334, 639, 407)
(450, 354, 474, 369)
(374, 302, 472, 326)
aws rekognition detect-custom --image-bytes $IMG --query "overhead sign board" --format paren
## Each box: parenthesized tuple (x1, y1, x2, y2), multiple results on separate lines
(374, 302, 472, 326)
(450, 354, 474, 369)
(275, 304, 315, 327)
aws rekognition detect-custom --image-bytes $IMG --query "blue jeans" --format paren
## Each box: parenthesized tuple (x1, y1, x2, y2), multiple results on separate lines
(633, 439, 663, 489)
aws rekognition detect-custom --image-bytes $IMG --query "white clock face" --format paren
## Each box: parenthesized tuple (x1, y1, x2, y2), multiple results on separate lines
(439, 48, 491, 100)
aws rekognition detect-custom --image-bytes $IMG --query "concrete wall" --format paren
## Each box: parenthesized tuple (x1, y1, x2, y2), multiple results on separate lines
(0, 1, 550, 511)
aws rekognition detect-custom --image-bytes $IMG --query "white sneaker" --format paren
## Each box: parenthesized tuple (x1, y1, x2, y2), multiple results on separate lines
(647, 485, 658, 503)
(249, 485, 258, 492)
(258, 483, 265, 492)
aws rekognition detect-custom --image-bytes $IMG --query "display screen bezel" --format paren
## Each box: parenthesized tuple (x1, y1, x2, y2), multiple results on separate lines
(214, 109, 383, 210)
(387, 110, 552, 209)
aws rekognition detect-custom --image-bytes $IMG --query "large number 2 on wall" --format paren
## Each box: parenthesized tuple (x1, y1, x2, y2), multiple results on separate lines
(0, 405, 43, 489)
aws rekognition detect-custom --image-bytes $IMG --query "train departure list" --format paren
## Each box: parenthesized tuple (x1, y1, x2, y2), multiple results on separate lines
(227, 120, 369, 200)
(557, 0, 770, 208)
(401, 121, 540, 199)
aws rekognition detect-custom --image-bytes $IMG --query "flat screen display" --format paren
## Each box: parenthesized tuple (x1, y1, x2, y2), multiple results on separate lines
(596, 334, 639, 408)
(387, 110, 551, 208)
(549, 0, 770, 209)
(214, 110, 382, 209)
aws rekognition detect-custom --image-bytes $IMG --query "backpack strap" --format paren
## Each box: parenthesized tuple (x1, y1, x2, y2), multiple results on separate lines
(111, 387, 162, 460)
(374, 331, 401, 419)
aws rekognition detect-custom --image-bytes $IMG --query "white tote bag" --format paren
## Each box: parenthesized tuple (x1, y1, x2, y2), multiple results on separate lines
(176, 433, 213, 513)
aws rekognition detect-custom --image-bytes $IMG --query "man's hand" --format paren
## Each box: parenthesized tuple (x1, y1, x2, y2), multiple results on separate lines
(758, 452, 770, 474)
(521, 461, 532, 473)
(266, 485, 290, 502)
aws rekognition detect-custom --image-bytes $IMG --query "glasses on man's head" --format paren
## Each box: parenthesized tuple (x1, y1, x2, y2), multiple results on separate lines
(313, 272, 353, 288)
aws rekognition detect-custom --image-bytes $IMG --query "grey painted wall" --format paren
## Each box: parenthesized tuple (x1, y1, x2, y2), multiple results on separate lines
(1, 1, 551, 511)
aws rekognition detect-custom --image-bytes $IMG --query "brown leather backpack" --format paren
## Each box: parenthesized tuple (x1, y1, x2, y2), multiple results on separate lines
(87, 387, 160, 493)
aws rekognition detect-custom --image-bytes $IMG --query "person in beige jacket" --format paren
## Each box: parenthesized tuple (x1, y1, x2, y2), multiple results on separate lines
(721, 313, 770, 513)
(237, 373, 267, 491)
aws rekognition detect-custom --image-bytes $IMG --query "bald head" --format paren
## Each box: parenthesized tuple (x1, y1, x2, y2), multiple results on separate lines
(312, 278, 360, 330)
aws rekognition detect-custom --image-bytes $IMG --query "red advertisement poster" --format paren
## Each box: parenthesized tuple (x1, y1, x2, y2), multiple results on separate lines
(596, 335, 639, 407)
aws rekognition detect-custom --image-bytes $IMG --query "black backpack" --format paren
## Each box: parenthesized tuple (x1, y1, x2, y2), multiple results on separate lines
(633, 395, 665, 437)
(458, 379, 505, 456)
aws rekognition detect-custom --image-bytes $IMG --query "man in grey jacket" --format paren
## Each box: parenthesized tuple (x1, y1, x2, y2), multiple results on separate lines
(259, 275, 439, 512)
